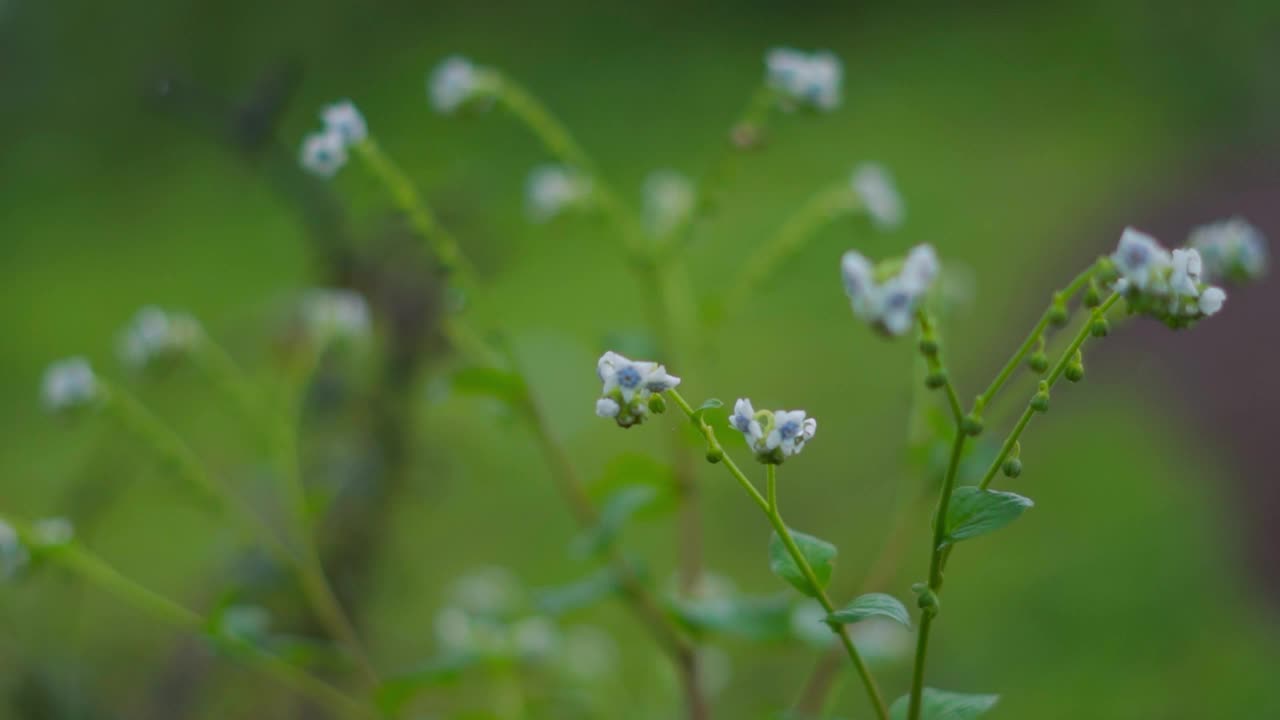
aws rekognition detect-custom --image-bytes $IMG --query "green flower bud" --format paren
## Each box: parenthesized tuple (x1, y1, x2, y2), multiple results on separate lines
(1002, 456, 1023, 478)
(1065, 364, 1084, 383)
(705, 447, 724, 464)
(961, 413, 984, 437)
(1083, 280, 1102, 309)
(1048, 297, 1069, 327)
(648, 394, 667, 414)
(1090, 317, 1110, 338)
(912, 582, 941, 618)
(1031, 383, 1050, 413)
(1028, 352, 1049, 373)
(924, 370, 948, 390)
(918, 337, 940, 357)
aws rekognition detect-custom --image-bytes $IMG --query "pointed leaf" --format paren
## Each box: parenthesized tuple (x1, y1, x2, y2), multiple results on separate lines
(572, 485, 660, 558)
(890, 688, 999, 720)
(943, 486, 1033, 547)
(691, 398, 724, 424)
(768, 529, 837, 598)
(670, 593, 793, 642)
(827, 592, 911, 629)
(533, 565, 624, 616)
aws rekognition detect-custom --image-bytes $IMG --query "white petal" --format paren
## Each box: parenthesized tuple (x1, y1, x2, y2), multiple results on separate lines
(595, 398, 621, 418)
(841, 251, 874, 301)
(1198, 286, 1226, 316)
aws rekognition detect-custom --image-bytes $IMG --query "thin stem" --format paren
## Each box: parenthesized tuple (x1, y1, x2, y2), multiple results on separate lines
(717, 184, 859, 323)
(669, 390, 889, 720)
(975, 264, 1098, 409)
(765, 466, 890, 720)
(976, 292, 1121, 492)
(3, 519, 377, 719)
(352, 138, 476, 291)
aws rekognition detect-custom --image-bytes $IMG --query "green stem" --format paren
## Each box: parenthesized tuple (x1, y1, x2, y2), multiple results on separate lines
(668, 390, 889, 720)
(717, 184, 860, 323)
(975, 264, 1099, 409)
(3, 519, 376, 719)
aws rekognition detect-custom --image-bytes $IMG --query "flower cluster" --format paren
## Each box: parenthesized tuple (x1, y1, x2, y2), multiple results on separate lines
(1189, 217, 1268, 285)
(595, 352, 681, 428)
(765, 47, 842, 111)
(428, 55, 494, 114)
(841, 244, 941, 337)
(300, 289, 372, 347)
(729, 399, 817, 464)
(526, 164, 595, 222)
(299, 99, 368, 178)
(851, 163, 904, 231)
(642, 169, 695, 237)
(1110, 228, 1226, 328)
(41, 357, 101, 414)
(118, 306, 203, 371)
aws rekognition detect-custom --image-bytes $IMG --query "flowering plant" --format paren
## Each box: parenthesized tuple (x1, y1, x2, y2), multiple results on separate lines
(7, 45, 1270, 720)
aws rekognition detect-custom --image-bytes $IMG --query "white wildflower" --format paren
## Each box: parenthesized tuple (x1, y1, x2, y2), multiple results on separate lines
(320, 99, 368, 145)
(1112, 228, 1171, 292)
(851, 164, 904, 230)
(301, 289, 371, 345)
(1110, 228, 1228, 328)
(766, 47, 842, 111)
(512, 616, 560, 661)
(429, 55, 484, 114)
(0, 519, 28, 581)
(730, 398, 815, 464)
(1198, 286, 1226, 316)
(42, 357, 100, 413)
(526, 164, 593, 222)
(840, 244, 941, 338)
(118, 306, 203, 370)
(299, 129, 348, 178)
(596, 351, 680, 428)
(642, 169, 695, 237)
(1189, 217, 1268, 284)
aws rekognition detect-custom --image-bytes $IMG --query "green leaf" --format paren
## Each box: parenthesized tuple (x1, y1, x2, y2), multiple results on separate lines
(451, 366, 524, 404)
(690, 398, 723, 424)
(533, 565, 624, 616)
(890, 688, 999, 720)
(572, 485, 660, 558)
(376, 653, 479, 715)
(943, 486, 1034, 547)
(827, 593, 911, 629)
(670, 593, 793, 642)
(768, 529, 837, 598)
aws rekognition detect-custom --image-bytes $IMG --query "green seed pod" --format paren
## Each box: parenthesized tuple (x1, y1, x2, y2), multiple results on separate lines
(1028, 352, 1049, 373)
(1048, 298, 1069, 327)
(925, 370, 948, 389)
(1031, 391, 1050, 413)
(912, 582, 941, 618)
(961, 413, 984, 437)
(648, 394, 667, 414)
(1083, 281, 1102, 309)
(1090, 317, 1110, 337)
(1065, 363, 1085, 383)
(705, 447, 724, 464)
(1002, 456, 1023, 478)
(919, 337, 940, 357)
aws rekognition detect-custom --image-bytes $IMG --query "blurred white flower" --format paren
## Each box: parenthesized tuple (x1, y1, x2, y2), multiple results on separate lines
(299, 129, 348, 178)
(321, 99, 368, 145)
(526, 164, 594, 222)
(1109, 228, 1228, 328)
(1189, 217, 1268, 284)
(0, 519, 28, 581)
(841, 244, 941, 337)
(42, 357, 100, 413)
(595, 398, 621, 418)
(1169, 248, 1203, 297)
(1198, 286, 1226, 316)
(851, 164, 904, 230)
(730, 398, 815, 464)
(512, 616, 560, 661)
(642, 169, 695, 237)
(766, 47, 843, 111)
(300, 289, 371, 346)
(117, 306, 203, 371)
(1112, 228, 1171, 292)
(429, 55, 483, 114)
(31, 517, 73, 548)
(449, 566, 525, 618)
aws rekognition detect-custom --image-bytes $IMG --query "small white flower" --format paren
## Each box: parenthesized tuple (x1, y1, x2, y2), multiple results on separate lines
(512, 616, 560, 660)
(766, 47, 842, 111)
(766, 409, 817, 457)
(321, 99, 368, 145)
(1169, 248, 1203, 297)
(1198, 286, 1226, 316)
(851, 164, 904, 230)
(730, 398, 764, 447)
(429, 55, 482, 114)
(841, 244, 941, 338)
(874, 277, 917, 337)
(118, 306, 203, 370)
(595, 351, 679, 427)
(731, 399, 815, 463)
(841, 250, 874, 310)
(595, 398, 620, 418)
(1190, 217, 1268, 284)
(642, 169, 695, 237)
(1112, 228, 1171, 292)
(301, 289, 371, 345)
(526, 164, 593, 222)
(900, 244, 940, 295)
(299, 129, 348, 178)
(42, 357, 100, 413)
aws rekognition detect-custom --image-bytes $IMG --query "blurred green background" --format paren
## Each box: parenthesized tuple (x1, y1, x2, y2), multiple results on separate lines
(3, 1, 1279, 718)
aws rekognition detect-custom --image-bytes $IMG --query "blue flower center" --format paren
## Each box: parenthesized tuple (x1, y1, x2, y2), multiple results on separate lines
(1123, 244, 1149, 269)
(616, 366, 642, 389)
(778, 420, 801, 440)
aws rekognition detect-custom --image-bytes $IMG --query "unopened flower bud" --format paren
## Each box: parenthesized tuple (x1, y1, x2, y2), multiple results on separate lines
(1031, 382, 1051, 413)
(1083, 280, 1102, 309)
(961, 413, 984, 437)
(705, 447, 724, 464)
(1002, 456, 1023, 478)
(918, 337, 939, 356)
(648, 394, 667, 414)
(924, 370, 948, 390)
(1028, 352, 1049, 373)
(1048, 298, 1069, 327)
(912, 582, 940, 618)
(1090, 317, 1110, 337)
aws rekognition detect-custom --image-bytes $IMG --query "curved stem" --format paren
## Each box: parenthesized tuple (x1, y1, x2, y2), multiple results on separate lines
(4, 518, 377, 719)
